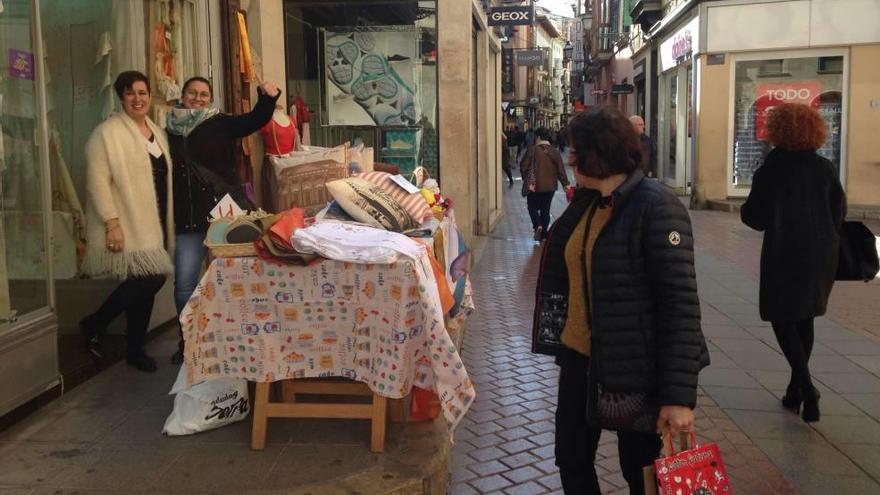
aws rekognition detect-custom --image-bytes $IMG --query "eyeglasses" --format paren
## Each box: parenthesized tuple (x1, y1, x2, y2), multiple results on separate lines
(185, 90, 211, 100)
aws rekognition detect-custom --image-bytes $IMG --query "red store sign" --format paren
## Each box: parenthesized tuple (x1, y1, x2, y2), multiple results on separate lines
(754, 82, 822, 140)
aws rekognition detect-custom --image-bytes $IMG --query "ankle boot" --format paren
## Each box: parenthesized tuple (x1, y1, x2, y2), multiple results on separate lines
(802, 386, 821, 423)
(781, 382, 803, 412)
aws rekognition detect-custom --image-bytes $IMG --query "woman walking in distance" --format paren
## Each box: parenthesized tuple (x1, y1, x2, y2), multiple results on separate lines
(741, 103, 846, 423)
(79, 71, 174, 372)
(532, 107, 709, 494)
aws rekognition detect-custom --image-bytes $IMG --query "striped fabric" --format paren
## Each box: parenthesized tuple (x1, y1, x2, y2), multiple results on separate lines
(358, 171, 433, 225)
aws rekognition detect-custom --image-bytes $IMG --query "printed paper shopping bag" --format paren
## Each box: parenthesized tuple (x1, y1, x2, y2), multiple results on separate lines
(654, 432, 732, 495)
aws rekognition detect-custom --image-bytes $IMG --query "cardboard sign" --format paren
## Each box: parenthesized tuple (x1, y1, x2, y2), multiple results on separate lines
(754, 82, 822, 140)
(209, 194, 245, 219)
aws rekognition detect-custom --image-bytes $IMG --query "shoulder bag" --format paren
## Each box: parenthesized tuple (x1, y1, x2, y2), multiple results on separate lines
(836, 221, 879, 281)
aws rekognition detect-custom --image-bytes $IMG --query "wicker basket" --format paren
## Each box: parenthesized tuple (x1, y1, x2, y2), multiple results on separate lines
(207, 242, 257, 259)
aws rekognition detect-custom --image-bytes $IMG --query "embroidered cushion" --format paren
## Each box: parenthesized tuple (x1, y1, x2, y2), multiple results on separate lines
(357, 171, 432, 225)
(325, 177, 415, 232)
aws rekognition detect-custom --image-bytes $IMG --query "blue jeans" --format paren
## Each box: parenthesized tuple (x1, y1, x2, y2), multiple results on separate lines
(174, 232, 208, 316)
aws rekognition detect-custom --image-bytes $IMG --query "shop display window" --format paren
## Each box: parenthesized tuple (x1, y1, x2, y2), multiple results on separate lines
(283, 1, 438, 177)
(38, 0, 206, 279)
(732, 55, 844, 189)
(0, 0, 48, 320)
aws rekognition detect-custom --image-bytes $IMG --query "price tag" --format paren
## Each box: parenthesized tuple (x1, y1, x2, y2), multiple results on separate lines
(209, 193, 245, 219)
(389, 174, 421, 194)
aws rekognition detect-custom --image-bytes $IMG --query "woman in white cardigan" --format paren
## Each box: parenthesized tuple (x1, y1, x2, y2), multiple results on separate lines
(80, 71, 174, 372)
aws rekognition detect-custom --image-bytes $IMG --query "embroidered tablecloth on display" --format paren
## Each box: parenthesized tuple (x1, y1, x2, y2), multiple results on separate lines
(180, 256, 474, 428)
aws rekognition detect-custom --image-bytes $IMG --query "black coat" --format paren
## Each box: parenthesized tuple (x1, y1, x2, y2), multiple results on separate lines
(532, 171, 710, 408)
(170, 89, 279, 233)
(741, 148, 846, 323)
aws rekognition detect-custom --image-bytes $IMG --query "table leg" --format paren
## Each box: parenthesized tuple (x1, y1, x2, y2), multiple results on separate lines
(281, 379, 296, 403)
(370, 393, 388, 453)
(390, 397, 406, 423)
(251, 382, 270, 450)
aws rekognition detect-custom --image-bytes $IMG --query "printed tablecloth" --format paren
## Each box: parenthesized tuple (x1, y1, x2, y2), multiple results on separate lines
(180, 256, 475, 428)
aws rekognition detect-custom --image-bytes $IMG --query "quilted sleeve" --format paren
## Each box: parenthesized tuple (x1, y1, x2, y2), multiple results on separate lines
(643, 193, 705, 408)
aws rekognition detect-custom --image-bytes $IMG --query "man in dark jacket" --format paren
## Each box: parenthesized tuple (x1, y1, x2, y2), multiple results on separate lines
(630, 115, 657, 178)
(520, 127, 569, 241)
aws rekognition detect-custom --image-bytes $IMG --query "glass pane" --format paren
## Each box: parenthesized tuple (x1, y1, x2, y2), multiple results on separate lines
(41, 0, 116, 282)
(732, 56, 843, 188)
(665, 74, 677, 180)
(0, 0, 48, 319)
(284, 1, 439, 178)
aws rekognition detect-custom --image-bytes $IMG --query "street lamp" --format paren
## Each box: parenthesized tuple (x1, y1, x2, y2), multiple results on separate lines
(563, 41, 573, 62)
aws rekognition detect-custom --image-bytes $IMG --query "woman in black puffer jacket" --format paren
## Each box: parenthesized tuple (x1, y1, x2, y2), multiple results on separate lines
(532, 107, 710, 495)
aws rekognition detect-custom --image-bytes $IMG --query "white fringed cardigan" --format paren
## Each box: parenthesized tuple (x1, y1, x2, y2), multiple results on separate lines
(82, 112, 175, 278)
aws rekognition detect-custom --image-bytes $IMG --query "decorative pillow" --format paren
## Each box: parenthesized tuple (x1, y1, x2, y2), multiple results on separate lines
(357, 171, 433, 225)
(325, 178, 415, 232)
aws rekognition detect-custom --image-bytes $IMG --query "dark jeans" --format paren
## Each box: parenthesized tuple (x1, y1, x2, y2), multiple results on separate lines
(175, 232, 208, 349)
(502, 147, 516, 183)
(772, 318, 816, 391)
(527, 191, 555, 236)
(555, 350, 661, 495)
(83, 275, 167, 355)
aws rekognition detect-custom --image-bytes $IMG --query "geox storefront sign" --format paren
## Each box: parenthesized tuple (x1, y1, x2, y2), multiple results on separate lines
(487, 5, 535, 26)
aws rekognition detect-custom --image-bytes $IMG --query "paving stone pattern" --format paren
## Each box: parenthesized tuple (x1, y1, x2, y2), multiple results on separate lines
(451, 186, 807, 494)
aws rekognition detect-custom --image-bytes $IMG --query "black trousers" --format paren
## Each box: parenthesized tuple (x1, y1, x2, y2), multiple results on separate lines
(555, 350, 661, 495)
(84, 275, 167, 354)
(527, 191, 555, 236)
(771, 318, 816, 391)
(502, 147, 514, 183)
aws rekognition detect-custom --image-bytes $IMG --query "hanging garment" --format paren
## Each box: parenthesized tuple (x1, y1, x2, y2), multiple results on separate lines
(236, 12, 256, 82)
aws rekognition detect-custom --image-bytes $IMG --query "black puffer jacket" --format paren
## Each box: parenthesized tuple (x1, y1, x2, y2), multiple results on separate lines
(532, 171, 710, 408)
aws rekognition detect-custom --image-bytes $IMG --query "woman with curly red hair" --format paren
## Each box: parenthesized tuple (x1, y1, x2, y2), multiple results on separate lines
(741, 102, 846, 423)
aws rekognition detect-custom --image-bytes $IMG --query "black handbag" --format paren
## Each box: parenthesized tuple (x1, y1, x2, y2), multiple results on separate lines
(836, 221, 879, 282)
(190, 161, 256, 212)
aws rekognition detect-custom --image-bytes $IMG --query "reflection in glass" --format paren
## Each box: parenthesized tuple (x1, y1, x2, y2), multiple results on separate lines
(283, 1, 439, 177)
(732, 56, 843, 188)
(0, 0, 49, 319)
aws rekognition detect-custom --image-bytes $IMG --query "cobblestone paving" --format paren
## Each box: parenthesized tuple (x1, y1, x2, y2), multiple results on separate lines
(450, 187, 800, 494)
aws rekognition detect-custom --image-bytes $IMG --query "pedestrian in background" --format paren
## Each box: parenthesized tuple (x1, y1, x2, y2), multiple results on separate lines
(741, 102, 846, 423)
(532, 107, 709, 494)
(521, 127, 569, 241)
(630, 115, 657, 178)
(167, 76, 280, 364)
(80, 71, 174, 372)
(556, 125, 567, 152)
(501, 130, 514, 187)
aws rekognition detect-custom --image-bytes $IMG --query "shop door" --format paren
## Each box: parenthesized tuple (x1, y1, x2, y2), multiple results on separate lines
(659, 71, 678, 185)
(472, 26, 480, 235)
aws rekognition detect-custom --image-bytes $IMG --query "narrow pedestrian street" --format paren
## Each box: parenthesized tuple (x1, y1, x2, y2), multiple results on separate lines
(451, 184, 880, 495)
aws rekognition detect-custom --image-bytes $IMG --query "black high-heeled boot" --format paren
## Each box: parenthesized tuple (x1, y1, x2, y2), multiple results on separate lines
(781, 382, 803, 412)
(802, 386, 821, 423)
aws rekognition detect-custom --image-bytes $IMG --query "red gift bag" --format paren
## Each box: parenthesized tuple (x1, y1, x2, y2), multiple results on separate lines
(654, 432, 732, 495)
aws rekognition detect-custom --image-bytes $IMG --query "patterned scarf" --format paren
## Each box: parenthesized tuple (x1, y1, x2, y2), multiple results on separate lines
(165, 105, 220, 136)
